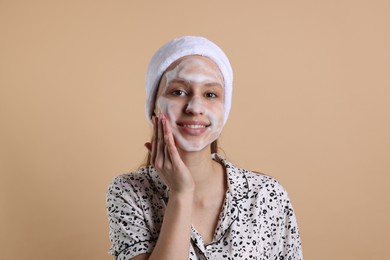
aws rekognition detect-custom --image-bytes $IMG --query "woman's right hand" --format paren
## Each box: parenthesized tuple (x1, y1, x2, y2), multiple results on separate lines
(145, 114, 195, 196)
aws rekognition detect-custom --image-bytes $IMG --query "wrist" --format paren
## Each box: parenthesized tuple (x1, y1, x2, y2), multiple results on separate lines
(169, 189, 194, 203)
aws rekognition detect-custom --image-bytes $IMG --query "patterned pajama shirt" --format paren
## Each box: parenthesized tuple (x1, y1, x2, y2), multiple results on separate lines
(106, 153, 303, 259)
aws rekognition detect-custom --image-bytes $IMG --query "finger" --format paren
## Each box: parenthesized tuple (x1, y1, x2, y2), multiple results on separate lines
(164, 143, 171, 167)
(161, 121, 172, 171)
(155, 114, 165, 168)
(150, 116, 158, 165)
(161, 114, 170, 144)
(158, 115, 173, 170)
(162, 114, 181, 164)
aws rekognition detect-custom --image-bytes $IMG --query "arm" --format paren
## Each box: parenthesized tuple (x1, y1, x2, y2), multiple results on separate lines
(138, 114, 195, 260)
(139, 191, 193, 260)
(131, 192, 193, 260)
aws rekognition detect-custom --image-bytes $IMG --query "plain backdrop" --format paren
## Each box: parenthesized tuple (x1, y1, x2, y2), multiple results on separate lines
(1, 1, 389, 259)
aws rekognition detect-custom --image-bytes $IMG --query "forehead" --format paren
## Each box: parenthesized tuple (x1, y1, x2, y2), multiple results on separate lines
(155, 55, 224, 100)
(164, 55, 222, 78)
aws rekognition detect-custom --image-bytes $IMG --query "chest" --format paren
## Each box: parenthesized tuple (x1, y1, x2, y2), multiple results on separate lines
(191, 199, 225, 245)
(189, 211, 266, 260)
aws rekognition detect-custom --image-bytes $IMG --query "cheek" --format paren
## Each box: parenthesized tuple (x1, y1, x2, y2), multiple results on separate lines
(156, 97, 168, 114)
(207, 103, 225, 127)
(157, 97, 181, 121)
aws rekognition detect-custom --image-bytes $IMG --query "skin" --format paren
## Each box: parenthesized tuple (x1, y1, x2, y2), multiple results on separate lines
(140, 56, 227, 260)
(155, 56, 225, 152)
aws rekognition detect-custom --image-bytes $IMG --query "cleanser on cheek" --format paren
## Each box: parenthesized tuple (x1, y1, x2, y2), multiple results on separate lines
(159, 97, 224, 152)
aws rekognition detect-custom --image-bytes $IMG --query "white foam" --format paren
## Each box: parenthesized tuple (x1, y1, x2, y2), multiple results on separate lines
(156, 57, 224, 152)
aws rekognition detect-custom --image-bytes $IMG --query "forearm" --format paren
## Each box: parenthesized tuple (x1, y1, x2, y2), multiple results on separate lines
(148, 192, 193, 260)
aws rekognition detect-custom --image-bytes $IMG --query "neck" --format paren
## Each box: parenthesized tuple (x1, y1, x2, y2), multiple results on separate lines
(177, 147, 226, 200)
(178, 147, 214, 179)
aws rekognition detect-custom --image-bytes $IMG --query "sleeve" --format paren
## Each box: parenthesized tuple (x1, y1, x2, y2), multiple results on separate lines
(106, 175, 156, 260)
(270, 180, 303, 260)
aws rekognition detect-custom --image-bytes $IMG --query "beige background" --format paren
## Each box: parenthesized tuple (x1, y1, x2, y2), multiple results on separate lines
(1, 1, 389, 259)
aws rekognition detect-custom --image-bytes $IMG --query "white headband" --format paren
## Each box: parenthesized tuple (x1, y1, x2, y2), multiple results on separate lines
(145, 36, 233, 125)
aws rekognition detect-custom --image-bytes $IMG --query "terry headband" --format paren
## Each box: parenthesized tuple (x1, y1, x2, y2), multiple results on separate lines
(145, 36, 233, 125)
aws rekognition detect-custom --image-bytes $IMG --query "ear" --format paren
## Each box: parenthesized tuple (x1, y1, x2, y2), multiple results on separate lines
(153, 106, 159, 117)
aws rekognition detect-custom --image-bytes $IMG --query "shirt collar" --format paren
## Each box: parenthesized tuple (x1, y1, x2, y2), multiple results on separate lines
(147, 153, 250, 202)
(211, 153, 250, 201)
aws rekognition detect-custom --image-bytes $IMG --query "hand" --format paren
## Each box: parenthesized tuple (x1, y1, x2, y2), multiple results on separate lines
(145, 114, 195, 195)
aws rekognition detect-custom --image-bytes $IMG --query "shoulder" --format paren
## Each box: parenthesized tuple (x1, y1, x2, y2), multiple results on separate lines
(238, 170, 297, 221)
(106, 166, 167, 201)
(239, 167, 291, 202)
(106, 166, 153, 197)
(246, 170, 285, 190)
(214, 154, 289, 198)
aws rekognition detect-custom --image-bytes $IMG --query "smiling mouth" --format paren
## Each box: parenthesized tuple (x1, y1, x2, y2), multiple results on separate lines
(180, 124, 207, 129)
(177, 121, 210, 128)
(176, 121, 210, 134)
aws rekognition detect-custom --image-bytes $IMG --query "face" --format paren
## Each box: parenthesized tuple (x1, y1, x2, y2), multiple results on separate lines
(155, 56, 225, 152)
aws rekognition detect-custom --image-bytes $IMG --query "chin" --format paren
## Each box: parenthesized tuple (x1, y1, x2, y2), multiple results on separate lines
(176, 141, 208, 153)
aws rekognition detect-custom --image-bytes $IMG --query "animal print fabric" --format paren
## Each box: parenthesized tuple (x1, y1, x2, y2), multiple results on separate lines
(106, 153, 303, 259)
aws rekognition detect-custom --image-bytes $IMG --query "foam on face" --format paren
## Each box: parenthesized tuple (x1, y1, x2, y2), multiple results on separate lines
(156, 57, 224, 152)
(165, 58, 223, 85)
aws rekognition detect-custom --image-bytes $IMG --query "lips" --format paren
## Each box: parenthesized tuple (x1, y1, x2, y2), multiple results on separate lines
(176, 120, 210, 135)
(180, 124, 206, 129)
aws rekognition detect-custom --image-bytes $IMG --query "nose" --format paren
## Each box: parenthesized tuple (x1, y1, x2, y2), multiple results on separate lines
(185, 96, 205, 115)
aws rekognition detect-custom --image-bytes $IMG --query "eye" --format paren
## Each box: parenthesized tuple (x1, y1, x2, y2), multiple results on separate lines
(205, 92, 218, 98)
(171, 89, 187, 96)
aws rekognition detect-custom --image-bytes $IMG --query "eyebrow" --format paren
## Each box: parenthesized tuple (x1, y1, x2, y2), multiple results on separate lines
(168, 78, 223, 89)
(168, 78, 190, 86)
(204, 82, 223, 89)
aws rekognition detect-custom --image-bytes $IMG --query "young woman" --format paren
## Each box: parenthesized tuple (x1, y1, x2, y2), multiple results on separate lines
(106, 36, 303, 260)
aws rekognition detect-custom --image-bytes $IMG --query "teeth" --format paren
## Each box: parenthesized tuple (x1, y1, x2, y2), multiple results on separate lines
(182, 124, 206, 129)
